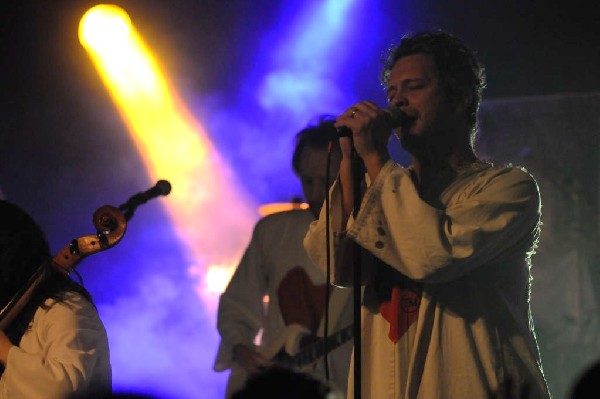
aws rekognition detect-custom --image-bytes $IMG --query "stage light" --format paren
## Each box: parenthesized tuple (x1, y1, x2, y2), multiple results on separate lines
(79, 5, 256, 397)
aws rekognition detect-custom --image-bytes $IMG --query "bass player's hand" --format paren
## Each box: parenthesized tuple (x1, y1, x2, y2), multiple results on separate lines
(232, 344, 272, 375)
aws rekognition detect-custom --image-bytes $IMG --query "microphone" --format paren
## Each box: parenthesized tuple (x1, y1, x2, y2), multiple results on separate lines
(337, 106, 410, 137)
(119, 179, 172, 220)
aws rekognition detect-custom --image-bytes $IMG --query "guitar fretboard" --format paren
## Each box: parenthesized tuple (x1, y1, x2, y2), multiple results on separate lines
(282, 324, 353, 368)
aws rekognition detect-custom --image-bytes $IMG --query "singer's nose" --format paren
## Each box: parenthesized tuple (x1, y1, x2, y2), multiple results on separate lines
(387, 91, 407, 108)
(394, 98, 408, 108)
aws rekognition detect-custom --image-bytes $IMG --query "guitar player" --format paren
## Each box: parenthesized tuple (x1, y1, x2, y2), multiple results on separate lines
(213, 115, 354, 398)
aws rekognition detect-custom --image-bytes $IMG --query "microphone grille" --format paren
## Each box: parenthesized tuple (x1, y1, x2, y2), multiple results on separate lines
(156, 180, 172, 196)
(386, 107, 405, 127)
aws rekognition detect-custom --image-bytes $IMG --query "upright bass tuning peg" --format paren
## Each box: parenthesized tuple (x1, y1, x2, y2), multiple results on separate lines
(52, 205, 127, 275)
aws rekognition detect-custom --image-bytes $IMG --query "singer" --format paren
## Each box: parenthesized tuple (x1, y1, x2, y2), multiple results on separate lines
(304, 31, 551, 399)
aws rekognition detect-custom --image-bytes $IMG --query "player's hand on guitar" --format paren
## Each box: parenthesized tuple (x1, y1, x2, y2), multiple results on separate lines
(232, 344, 272, 374)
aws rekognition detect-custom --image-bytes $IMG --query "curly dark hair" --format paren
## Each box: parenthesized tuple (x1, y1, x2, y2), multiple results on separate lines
(291, 114, 341, 176)
(381, 31, 487, 141)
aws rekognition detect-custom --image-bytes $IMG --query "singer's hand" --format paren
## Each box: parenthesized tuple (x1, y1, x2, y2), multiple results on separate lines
(335, 101, 393, 179)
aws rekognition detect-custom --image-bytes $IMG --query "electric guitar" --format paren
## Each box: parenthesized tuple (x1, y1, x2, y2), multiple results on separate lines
(260, 323, 354, 370)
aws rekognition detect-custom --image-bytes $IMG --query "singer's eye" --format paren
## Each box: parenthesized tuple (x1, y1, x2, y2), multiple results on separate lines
(398, 78, 427, 93)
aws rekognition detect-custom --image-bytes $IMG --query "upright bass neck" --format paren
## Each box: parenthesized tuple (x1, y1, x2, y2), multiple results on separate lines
(0, 205, 127, 331)
(0, 179, 171, 332)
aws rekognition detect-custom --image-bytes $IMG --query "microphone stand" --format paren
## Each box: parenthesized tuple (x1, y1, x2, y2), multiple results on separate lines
(351, 147, 363, 399)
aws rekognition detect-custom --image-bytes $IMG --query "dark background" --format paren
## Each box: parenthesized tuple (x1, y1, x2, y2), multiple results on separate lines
(2, 0, 599, 115)
(1, 1, 598, 398)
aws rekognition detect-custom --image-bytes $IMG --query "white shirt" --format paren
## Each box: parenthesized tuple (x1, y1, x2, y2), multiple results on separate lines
(215, 209, 353, 398)
(0, 292, 111, 398)
(304, 160, 552, 399)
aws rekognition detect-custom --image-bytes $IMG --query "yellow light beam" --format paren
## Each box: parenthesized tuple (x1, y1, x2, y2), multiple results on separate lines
(79, 4, 257, 311)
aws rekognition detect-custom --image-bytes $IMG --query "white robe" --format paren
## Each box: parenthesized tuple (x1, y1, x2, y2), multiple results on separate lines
(304, 160, 552, 399)
(0, 292, 111, 398)
(214, 209, 354, 398)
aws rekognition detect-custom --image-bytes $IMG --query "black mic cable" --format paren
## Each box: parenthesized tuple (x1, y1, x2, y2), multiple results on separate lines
(322, 139, 334, 382)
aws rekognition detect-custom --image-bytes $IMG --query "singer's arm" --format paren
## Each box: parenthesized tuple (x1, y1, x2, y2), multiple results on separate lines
(303, 158, 391, 287)
(334, 102, 393, 187)
(305, 129, 390, 288)
(303, 102, 401, 286)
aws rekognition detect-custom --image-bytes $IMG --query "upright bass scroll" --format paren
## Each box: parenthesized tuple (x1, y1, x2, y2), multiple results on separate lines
(52, 205, 127, 275)
(0, 204, 127, 331)
(0, 180, 171, 331)
(51, 178, 171, 274)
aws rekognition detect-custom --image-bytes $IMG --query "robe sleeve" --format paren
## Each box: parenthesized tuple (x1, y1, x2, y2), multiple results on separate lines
(214, 218, 270, 371)
(303, 177, 347, 284)
(305, 160, 541, 284)
(349, 161, 541, 283)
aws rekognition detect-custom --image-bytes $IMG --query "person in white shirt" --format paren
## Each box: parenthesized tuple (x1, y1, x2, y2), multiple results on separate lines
(0, 199, 111, 398)
(214, 116, 354, 398)
(304, 31, 552, 399)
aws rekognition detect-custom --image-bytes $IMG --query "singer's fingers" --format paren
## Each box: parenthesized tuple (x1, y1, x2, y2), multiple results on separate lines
(335, 101, 388, 140)
(334, 107, 359, 130)
(344, 106, 360, 119)
(347, 101, 387, 122)
(359, 100, 380, 113)
(342, 102, 371, 118)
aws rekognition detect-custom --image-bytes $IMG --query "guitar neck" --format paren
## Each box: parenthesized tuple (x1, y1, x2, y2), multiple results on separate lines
(288, 324, 353, 368)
